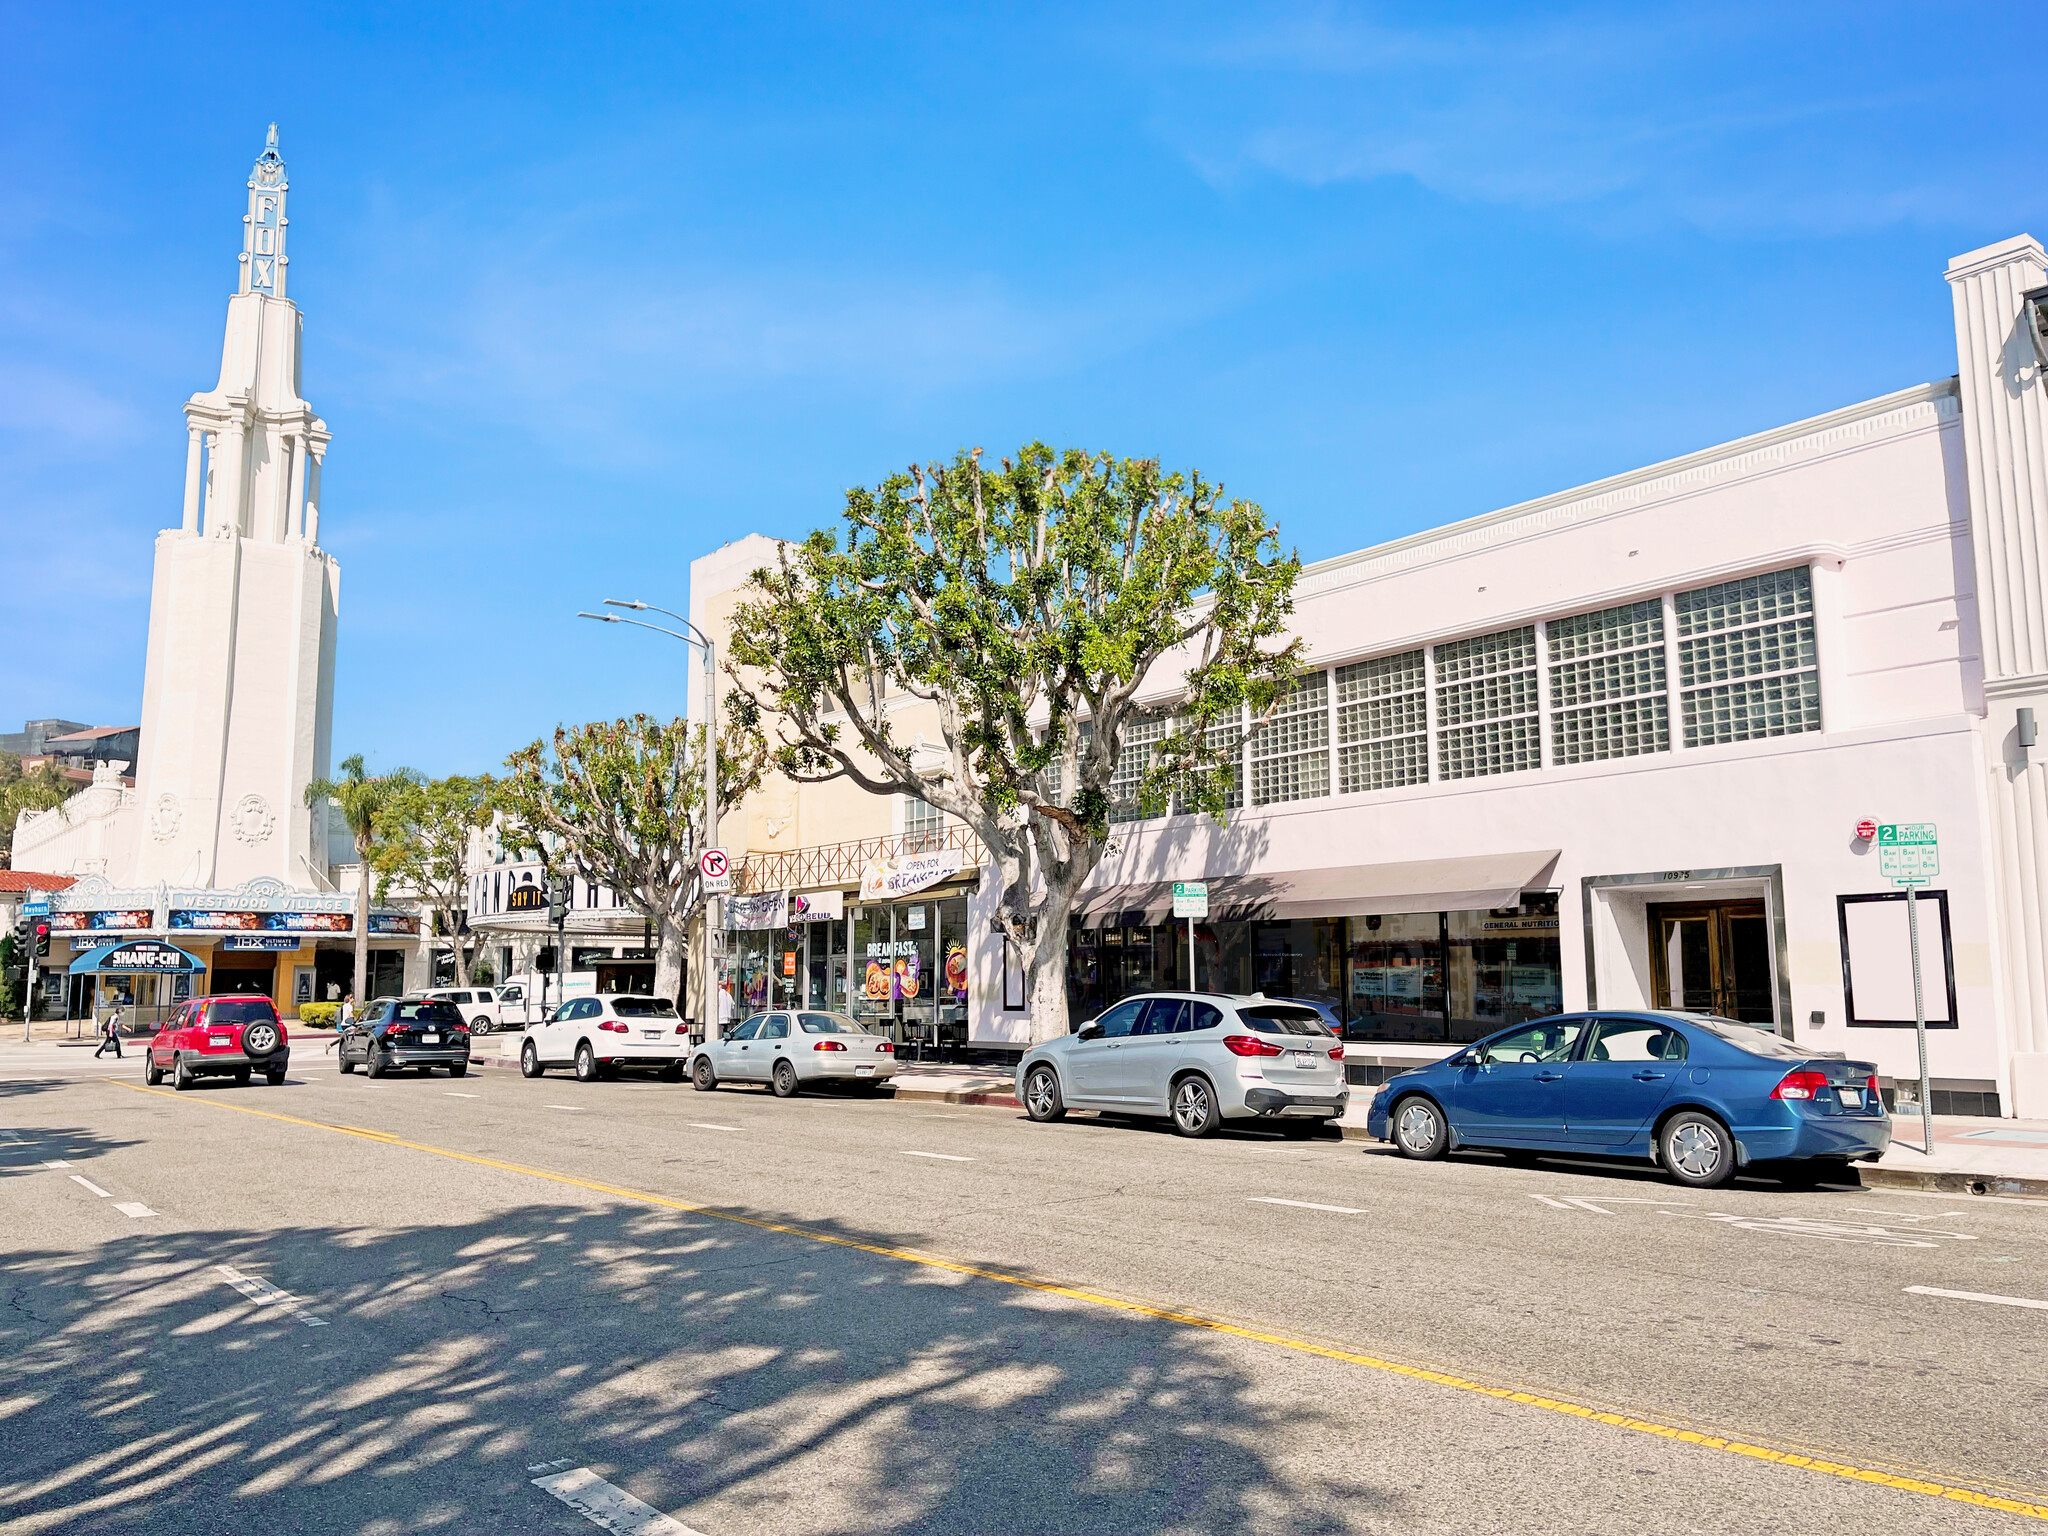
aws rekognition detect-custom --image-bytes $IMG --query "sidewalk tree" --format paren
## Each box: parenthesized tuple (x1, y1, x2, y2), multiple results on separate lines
(496, 715, 764, 1006)
(726, 443, 1302, 1044)
(376, 775, 495, 987)
(305, 754, 421, 1007)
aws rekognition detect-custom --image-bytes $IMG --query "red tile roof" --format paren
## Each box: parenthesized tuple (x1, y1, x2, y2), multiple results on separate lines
(43, 726, 138, 743)
(0, 872, 77, 893)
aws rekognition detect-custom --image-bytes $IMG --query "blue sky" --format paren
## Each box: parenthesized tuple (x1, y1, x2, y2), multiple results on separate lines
(3, 3, 2040, 777)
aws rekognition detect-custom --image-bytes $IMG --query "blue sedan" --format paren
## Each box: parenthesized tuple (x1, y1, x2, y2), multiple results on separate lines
(1365, 1010, 1889, 1188)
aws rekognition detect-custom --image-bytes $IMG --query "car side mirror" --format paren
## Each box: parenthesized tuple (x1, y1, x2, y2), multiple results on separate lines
(1077, 1023, 1103, 1042)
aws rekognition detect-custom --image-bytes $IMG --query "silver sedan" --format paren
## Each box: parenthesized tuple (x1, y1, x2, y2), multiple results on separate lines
(691, 1010, 898, 1097)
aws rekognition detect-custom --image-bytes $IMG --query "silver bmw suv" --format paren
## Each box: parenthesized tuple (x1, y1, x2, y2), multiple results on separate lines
(1015, 992, 1349, 1137)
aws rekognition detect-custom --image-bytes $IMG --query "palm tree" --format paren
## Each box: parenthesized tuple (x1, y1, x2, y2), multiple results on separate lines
(305, 754, 419, 1008)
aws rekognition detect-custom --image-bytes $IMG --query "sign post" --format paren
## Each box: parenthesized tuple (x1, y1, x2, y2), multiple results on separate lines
(1877, 823, 1940, 1155)
(1173, 882, 1209, 990)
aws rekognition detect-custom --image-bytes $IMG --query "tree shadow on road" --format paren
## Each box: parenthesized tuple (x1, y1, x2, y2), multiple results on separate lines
(0, 1198, 1403, 1535)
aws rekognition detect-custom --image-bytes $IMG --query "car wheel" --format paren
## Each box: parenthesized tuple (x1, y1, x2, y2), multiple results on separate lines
(449, 1062, 468, 1079)
(367, 1050, 387, 1080)
(242, 1020, 280, 1058)
(145, 1054, 164, 1087)
(772, 1059, 800, 1098)
(1391, 1095, 1448, 1160)
(339, 1054, 355, 1075)
(265, 1068, 286, 1086)
(659, 1062, 685, 1083)
(1023, 1065, 1066, 1122)
(1660, 1110, 1735, 1188)
(521, 1041, 544, 1079)
(473, 1017, 493, 1036)
(574, 1043, 597, 1083)
(172, 1053, 195, 1092)
(693, 1057, 718, 1091)
(1170, 1074, 1221, 1138)
(234, 1068, 252, 1086)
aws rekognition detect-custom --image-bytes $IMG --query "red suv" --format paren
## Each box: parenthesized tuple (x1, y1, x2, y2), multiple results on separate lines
(146, 996, 292, 1090)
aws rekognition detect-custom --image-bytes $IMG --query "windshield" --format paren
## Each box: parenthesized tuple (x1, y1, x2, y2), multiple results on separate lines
(1236, 1005, 1335, 1037)
(611, 996, 678, 1018)
(798, 1012, 866, 1034)
(207, 999, 278, 1025)
(1682, 1015, 1813, 1060)
(391, 1001, 463, 1025)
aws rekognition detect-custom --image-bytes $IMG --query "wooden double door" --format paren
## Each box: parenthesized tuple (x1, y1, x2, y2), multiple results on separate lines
(1647, 900, 1774, 1026)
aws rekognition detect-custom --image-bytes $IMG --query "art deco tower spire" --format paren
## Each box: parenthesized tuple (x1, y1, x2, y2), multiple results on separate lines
(239, 124, 289, 299)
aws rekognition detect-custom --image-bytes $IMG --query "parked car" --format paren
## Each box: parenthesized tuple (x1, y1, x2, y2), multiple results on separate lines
(1015, 993, 1348, 1138)
(690, 1010, 897, 1096)
(521, 994, 690, 1082)
(145, 995, 291, 1090)
(1364, 1010, 1889, 1188)
(337, 998, 472, 1078)
(422, 987, 515, 1035)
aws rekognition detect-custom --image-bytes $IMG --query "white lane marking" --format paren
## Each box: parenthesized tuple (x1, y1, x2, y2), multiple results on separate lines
(215, 1264, 327, 1326)
(43, 1159, 72, 1170)
(545, 1104, 583, 1111)
(445, 1092, 480, 1098)
(113, 1203, 156, 1219)
(1529, 1194, 1692, 1216)
(1904, 1285, 2048, 1311)
(1880, 1187, 2048, 1208)
(1249, 1197, 1366, 1215)
(899, 1150, 974, 1162)
(688, 1124, 742, 1132)
(532, 1467, 707, 1536)
(69, 1174, 112, 1198)
(527, 1457, 576, 1472)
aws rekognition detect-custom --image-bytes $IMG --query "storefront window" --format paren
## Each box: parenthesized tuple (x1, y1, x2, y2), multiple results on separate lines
(1068, 894, 1562, 1043)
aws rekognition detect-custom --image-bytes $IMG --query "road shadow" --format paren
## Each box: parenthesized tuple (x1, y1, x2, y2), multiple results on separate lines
(0, 1127, 145, 1178)
(0, 1198, 1399, 1535)
(1370, 1145, 1866, 1195)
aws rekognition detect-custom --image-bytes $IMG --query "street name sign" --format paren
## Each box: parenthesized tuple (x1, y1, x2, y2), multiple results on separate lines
(699, 847, 732, 895)
(21, 899, 49, 917)
(1172, 881, 1209, 919)
(1876, 823, 1938, 886)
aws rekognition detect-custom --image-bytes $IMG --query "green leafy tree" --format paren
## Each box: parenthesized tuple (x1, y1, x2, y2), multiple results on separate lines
(496, 716, 765, 1006)
(0, 752, 83, 868)
(376, 775, 495, 987)
(305, 754, 422, 1006)
(726, 443, 1302, 1043)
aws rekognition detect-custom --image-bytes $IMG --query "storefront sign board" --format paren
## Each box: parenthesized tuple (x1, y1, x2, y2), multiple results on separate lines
(791, 889, 844, 922)
(220, 935, 303, 951)
(726, 890, 789, 931)
(860, 850, 964, 901)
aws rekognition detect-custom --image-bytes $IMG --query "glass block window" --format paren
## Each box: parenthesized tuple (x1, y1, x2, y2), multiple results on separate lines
(1249, 673, 1330, 806)
(1675, 566, 1821, 747)
(1108, 713, 1170, 824)
(1548, 599, 1669, 764)
(1336, 650, 1427, 792)
(901, 795, 944, 849)
(1194, 706, 1245, 812)
(1435, 627, 1538, 780)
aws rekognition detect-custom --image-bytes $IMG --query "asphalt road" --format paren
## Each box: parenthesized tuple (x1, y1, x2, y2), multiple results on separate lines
(3, 1051, 2045, 1536)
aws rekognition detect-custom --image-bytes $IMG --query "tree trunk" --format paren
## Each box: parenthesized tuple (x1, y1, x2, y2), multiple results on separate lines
(351, 856, 370, 1007)
(1023, 882, 1081, 1045)
(450, 917, 471, 987)
(654, 913, 685, 1007)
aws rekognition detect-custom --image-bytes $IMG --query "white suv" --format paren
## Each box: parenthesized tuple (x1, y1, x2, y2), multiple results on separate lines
(1015, 993, 1349, 1137)
(519, 994, 690, 1083)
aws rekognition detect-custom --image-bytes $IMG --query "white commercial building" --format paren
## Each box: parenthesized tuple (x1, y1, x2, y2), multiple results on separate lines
(13, 129, 427, 1013)
(696, 233, 2048, 1119)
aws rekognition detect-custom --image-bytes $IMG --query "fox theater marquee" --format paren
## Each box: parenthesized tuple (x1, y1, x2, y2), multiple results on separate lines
(11, 129, 426, 1018)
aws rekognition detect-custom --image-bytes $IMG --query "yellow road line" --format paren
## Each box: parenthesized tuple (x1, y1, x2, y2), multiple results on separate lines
(110, 1080, 2048, 1523)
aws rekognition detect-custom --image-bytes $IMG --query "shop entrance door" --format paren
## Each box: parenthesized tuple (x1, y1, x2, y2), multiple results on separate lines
(1647, 901, 1773, 1026)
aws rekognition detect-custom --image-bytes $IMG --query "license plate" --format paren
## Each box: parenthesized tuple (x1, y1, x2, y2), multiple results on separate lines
(210, 1035, 230, 1046)
(855, 1065, 874, 1077)
(422, 1033, 440, 1045)
(643, 1030, 663, 1039)
(1837, 1088, 1862, 1109)
(1288, 1051, 1315, 1068)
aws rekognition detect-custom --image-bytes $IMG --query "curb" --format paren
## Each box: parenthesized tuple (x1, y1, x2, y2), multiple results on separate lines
(890, 1086, 1021, 1109)
(1858, 1165, 2048, 1199)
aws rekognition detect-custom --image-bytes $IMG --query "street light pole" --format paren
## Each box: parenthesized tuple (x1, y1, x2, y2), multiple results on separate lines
(578, 599, 722, 1028)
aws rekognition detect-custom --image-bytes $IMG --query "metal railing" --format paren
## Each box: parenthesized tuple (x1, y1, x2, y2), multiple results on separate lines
(734, 822, 982, 895)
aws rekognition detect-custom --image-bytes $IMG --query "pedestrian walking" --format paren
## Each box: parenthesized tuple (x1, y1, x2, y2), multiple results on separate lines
(93, 1007, 124, 1059)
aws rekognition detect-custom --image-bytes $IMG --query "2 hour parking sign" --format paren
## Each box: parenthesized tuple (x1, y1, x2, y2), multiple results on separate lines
(1876, 822, 1938, 886)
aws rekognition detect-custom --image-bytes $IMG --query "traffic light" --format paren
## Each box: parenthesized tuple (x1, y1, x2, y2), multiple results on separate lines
(535, 946, 557, 976)
(33, 920, 50, 959)
(546, 879, 568, 926)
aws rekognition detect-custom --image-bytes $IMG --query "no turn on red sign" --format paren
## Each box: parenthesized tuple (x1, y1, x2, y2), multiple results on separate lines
(699, 847, 732, 894)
